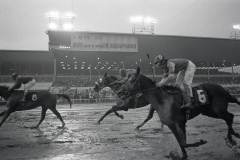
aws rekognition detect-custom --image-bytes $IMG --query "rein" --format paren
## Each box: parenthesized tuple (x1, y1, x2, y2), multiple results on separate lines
(126, 73, 158, 96)
(97, 78, 122, 94)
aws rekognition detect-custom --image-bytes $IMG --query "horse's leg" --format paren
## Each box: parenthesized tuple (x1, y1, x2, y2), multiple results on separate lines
(31, 107, 48, 129)
(135, 105, 155, 130)
(168, 125, 188, 160)
(0, 110, 6, 117)
(0, 108, 14, 127)
(175, 122, 207, 148)
(111, 105, 125, 119)
(95, 108, 114, 125)
(226, 113, 240, 139)
(49, 107, 65, 128)
(219, 111, 240, 141)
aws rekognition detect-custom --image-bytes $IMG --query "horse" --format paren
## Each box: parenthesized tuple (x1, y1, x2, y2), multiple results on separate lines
(0, 85, 72, 129)
(93, 73, 164, 130)
(117, 67, 240, 159)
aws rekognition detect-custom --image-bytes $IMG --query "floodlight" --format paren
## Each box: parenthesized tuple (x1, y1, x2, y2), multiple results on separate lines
(46, 12, 60, 18)
(233, 25, 240, 29)
(130, 16, 156, 34)
(63, 23, 73, 30)
(49, 22, 58, 30)
(46, 11, 75, 31)
(61, 12, 76, 19)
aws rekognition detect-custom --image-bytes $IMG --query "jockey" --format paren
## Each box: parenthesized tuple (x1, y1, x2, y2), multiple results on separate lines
(8, 73, 36, 101)
(116, 68, 137, 84)
(154, 55, 196, 109)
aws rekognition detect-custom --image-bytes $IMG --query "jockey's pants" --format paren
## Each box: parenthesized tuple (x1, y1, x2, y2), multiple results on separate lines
(24, 79, 36, 92)
(175, 61, 196, 97)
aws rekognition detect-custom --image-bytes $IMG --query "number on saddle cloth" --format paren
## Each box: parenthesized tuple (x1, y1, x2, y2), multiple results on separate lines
(163, 85, 209, 107)
(192, 86, 209, 107)
(25, 92, 38, 102)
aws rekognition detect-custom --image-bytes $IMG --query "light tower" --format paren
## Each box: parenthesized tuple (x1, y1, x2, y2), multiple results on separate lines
(130, 16, 156, 34)
(230, 25, 240, 39)
(46, 11, 76, 31)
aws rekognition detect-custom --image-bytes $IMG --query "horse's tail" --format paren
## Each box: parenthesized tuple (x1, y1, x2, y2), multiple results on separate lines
(55, 94, 72, 109)
(228, 93, 240, 105)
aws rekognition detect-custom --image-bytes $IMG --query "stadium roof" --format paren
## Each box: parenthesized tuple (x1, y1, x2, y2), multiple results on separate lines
(0, 50, 53, 62)
(47, 30, 240, 63)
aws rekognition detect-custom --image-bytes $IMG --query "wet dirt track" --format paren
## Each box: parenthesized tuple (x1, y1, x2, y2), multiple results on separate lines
(0, 103, 240, 160)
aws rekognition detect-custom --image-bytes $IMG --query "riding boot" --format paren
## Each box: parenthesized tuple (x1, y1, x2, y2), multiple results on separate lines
(21, 91, 27, 101)
(181, 97, 195, 109)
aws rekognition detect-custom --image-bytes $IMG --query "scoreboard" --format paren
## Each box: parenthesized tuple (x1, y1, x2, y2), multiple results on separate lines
(71, 32, 138, 52)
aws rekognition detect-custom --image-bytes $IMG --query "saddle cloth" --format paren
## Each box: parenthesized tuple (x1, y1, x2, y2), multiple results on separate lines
(192, 86, 209, 107)
(25, 92, 40, 102)
(163, 85, 209, 107)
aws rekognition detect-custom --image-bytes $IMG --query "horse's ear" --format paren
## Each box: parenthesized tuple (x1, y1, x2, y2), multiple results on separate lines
(137, 67, 140, 75)
(104, 73, 107, 77)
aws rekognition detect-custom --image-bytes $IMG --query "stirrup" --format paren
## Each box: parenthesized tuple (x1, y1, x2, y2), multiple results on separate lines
(20, 97, 26, 102)
(180, 104, 194, 109)
(136, 92, 143, 97)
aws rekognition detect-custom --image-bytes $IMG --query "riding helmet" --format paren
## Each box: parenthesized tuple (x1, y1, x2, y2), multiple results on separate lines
(11, 73, 18, 80)
(154, 55, 165, 64)
(119, 68, 126, 76)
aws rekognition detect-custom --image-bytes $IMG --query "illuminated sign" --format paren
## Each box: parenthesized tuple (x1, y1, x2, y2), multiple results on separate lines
(71, 33, 138, 52)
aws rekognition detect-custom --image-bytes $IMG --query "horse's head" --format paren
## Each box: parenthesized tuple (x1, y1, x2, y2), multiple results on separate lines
(0, 85, 10, 92)
(93, 73, 119, 92)
(93, 73, 107, 92)
(117, 67, 141, 100)
(0, 85, 12, 100)
(117, 67, 156, 100)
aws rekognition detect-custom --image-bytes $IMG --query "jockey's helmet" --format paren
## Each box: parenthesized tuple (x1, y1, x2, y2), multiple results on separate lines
(11, 73, 18, 80)
(119, 68, 126, 77)
(154, 55, 165, 64)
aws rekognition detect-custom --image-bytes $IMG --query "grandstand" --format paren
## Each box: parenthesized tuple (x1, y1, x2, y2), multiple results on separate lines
(1, 31, 240, 100)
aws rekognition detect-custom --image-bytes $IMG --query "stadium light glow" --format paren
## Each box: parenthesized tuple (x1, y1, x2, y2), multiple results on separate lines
(46, 11, 75, 31)
(130, 16, 156, 23)
(46, 12, 60, 18)
(60, 12, 76, 19)
(131, 16, 156, 34)
(49, 22, 58, 30)
(63, 23, 73, 30)
(233, 25, 240, 29)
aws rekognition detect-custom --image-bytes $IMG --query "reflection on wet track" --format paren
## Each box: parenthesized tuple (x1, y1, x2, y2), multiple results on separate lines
(0, 103, 240, 160)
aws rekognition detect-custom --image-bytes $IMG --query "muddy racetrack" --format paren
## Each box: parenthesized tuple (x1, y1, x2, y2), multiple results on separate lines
(0, 103, 240, 160)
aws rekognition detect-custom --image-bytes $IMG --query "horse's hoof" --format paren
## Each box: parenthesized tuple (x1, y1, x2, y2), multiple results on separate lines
(120, 115, 124, 119)
(94, 122, 100, 125)
(200, 139, 207, 145)
(57, 126, 65, 129)
(134, 127, 140, 131)
(181, 155, 188, 160)
(30, 126, 38, 129)
(227, 138, 237, 146)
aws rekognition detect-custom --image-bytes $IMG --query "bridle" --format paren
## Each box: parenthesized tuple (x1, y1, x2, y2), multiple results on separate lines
(122, 73, 158, 98)
(96, 77, 122, 93)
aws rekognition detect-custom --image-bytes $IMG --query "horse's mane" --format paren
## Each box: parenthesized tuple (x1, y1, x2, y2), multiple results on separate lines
(0, 85, 9, 90)
(140, 74, 180, 94)
(140, 73, 156, 86)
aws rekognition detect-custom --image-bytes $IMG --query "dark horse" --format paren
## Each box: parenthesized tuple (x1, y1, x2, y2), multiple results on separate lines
(117, 67, 240, 159)
(93, 73, 164, 130)
(0, 85, 72, 128)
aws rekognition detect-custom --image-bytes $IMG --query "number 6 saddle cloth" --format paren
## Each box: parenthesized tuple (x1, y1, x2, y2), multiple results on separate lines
(164, 85, 209, 107)
(192, 86, 209, 107)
